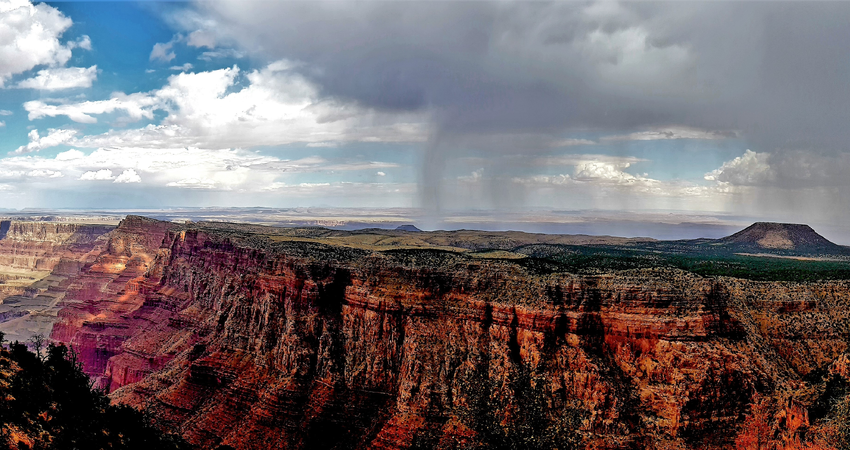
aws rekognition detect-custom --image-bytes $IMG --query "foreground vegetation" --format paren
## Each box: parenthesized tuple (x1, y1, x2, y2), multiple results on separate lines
(0, 335, 191, 450)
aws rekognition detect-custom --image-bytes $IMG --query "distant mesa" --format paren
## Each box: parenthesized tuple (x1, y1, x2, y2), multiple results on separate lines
(719, 222, 840, 252)
(395, 224, 423, 233)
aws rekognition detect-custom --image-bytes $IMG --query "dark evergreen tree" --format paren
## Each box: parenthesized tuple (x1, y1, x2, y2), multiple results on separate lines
(0, 342, 192, 450)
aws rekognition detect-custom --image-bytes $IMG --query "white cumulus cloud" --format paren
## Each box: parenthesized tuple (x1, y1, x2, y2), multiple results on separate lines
(0, 0, 77, 86)
(26, 61, 428, 147)
(0, 145, 401, 193)
(79, 169, 114, 181)
(574, 161, 644, 183)
(16, 65, 97, 90)
(150, 40, 177, 62)
(508, 156, 728, 201)
(13, 128, 77, 154)
(704, 150, 775, 185)
(55, 148, 84, 161)
(114, 169, 141, 183)
(24, 92, 159, 123)
(68, 35, 91, 51)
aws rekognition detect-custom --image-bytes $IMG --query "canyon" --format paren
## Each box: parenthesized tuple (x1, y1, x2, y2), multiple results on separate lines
(2, 216, 849, 449)
(0, 220, 113, 344)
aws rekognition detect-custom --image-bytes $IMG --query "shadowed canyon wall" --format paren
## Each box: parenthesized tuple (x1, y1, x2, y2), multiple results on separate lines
(36, 216, 850, 449)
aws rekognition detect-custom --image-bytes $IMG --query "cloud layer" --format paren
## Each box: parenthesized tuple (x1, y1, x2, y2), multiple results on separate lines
(4, 0, 850, 228)
(24, 61, 428, 149)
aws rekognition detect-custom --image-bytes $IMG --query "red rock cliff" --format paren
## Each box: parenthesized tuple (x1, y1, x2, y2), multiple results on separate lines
(49, 218, 850, 449)
(0, 221, 113, 343)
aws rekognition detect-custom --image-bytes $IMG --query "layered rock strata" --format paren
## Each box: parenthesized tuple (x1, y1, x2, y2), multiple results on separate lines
(48, 217, 850, 449)
(0, 221, 113, 343)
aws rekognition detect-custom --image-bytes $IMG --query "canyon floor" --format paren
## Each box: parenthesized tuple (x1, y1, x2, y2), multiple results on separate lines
(1, 217, 850, 449)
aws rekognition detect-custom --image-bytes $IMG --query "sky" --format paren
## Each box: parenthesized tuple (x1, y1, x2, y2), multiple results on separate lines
(2, 0, 850, 236)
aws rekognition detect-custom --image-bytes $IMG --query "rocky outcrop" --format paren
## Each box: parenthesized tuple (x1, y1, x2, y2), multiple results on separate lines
(49, 216, 174, 380)
(0, 221, 111, 274)
(1, 221, 111, 244)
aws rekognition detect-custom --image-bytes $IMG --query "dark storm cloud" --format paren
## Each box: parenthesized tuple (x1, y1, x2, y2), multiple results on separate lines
(189, 0, 850, 212)
(195, 2, 675, 132)
(195, 2, 850, 147)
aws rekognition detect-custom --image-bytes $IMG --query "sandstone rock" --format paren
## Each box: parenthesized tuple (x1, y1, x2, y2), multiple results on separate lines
(43, 217, 850, 449)
(0, 221, 113, 343)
